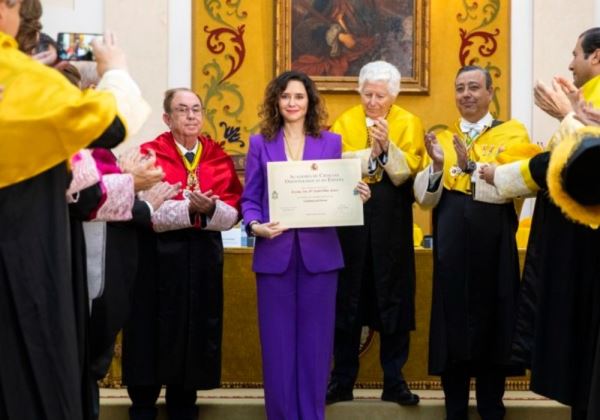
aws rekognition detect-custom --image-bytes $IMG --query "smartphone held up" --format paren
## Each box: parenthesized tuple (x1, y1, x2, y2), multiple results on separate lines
(57, 32, 100, 61)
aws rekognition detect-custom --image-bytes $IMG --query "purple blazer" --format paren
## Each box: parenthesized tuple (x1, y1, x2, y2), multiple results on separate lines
(242, 129, 345, 275)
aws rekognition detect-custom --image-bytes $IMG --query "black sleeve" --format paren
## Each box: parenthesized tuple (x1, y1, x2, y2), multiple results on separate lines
(427, 175, 442, 192)
(69, 183, 103, 221)
(529, 151, 550, 190)
(88, 116, 127, 149)
(129, 199, 152, 228)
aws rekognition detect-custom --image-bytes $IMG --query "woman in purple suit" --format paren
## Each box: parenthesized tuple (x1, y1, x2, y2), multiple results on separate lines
(242, 71, 370, 420)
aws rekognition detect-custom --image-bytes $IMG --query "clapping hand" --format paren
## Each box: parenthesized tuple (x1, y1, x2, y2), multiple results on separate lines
(555, 76, 581, 108)
(119, 148, 164, 192)
(534, 78, 572, 120)
(573, 101, 600, 126)
(478, 164, 496, 185)
(369, 118, 390, 158)
(452, 134, 468, 171)
(138, 181, 181, 211)
(425, 132, 444, 172)
(187, 189, 219, 216)
(92, 30, 127, 77)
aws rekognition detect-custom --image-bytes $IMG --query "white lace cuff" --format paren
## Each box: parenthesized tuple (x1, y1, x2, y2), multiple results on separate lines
(414, 164, 443, 209)
(94, 174, 135, 221)
(152, 199, 192, 232)
(67, 149, 100, 202)
(382, 142, 411, 186)
(205, 200, 239, 231)
(494, 161, 538, 199)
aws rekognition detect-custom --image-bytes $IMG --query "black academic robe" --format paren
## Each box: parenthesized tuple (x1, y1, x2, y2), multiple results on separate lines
(0, 162, 83, 419)
(428, 190, 523, 376)
(335, 172, 416, 334)
(122, 228, 225, 389)
(122, 133, 242, 390)
(512, 152, 600, 413)
(88, 200, 151, 376)
(69, 182, 104, 420)
(69, 182, 152, 379)
(588, 329, 600, 419)
(0, 117, 126, 420)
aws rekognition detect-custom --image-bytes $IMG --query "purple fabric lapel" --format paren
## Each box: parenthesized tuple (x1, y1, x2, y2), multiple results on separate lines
(264, 130, 287, 162)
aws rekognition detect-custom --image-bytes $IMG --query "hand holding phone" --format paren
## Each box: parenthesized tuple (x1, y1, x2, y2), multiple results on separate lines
(57, 32, 100, 61)
(92, 30, 128, 77)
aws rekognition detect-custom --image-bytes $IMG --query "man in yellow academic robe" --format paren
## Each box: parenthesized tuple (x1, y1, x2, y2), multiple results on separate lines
(489, 27, 600, 420)
(414, 65, 534, 420)
(0, 2, 149, 418)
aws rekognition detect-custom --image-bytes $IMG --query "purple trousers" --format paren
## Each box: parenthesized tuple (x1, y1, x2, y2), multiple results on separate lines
(256, 238, 338, 420)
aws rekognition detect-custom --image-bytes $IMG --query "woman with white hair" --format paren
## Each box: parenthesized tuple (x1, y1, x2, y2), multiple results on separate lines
(326, 60, 428, 406)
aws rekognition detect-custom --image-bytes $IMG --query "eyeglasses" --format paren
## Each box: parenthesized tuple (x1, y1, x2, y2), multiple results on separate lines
(172, 106, 203, 116)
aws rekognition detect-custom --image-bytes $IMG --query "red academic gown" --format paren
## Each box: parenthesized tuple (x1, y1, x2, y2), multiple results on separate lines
(122, 132, 242, 389)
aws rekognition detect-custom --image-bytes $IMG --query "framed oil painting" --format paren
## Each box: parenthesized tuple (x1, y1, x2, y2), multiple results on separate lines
(276, 0, 429, 92)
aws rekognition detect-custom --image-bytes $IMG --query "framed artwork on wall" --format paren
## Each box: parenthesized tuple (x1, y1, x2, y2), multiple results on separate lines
(275, 0, 430, 92)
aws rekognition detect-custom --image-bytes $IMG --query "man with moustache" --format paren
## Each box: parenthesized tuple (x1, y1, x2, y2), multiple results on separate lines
(414, 65, 532, 420)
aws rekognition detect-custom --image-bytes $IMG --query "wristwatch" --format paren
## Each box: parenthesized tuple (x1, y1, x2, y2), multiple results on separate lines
(247, 220, 260, 237)
(463, 160, 477, 174)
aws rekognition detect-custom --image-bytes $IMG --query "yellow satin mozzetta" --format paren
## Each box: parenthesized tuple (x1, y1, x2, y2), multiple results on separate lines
(330, 104, 428, 174)
(580, 74, 600, 108)
(437, 120, 531, 194)
(0, 31, 120, 188)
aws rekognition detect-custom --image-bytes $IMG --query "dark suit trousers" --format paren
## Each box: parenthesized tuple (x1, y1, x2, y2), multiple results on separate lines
(441, 363, 506, 420)
(331, 325, 410, 391)
(127, 384, 197, 420)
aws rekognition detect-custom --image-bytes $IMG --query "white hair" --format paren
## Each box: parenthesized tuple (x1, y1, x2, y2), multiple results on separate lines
(358, 61, 401, 97)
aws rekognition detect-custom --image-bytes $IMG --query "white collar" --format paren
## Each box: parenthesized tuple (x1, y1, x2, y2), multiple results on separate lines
(459, 112, 494, 133)
(174, 139, 199, 155)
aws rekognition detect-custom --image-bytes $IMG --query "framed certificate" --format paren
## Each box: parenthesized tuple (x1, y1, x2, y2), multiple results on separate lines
(267, 158, 364, 228)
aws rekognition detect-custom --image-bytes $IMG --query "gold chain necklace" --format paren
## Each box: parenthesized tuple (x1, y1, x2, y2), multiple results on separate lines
(283, 133, 305, 161)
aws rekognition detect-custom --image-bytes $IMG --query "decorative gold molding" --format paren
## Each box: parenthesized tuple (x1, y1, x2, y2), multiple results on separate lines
(275, 0, 430, 93)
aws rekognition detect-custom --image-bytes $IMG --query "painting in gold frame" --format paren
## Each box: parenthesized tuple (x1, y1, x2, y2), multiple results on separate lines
(276, 0, 429, 93)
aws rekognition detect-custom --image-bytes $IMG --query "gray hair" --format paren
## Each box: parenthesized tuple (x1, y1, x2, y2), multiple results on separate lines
(5, 0, 18, 6)
(358, 61, 401, 97)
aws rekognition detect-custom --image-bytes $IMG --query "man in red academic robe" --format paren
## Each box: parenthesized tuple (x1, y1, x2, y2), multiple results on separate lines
(122, 88, 242, 420)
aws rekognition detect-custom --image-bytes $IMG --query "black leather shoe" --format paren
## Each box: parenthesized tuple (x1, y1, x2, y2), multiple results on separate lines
(381, 383, 420, 406)
(326, 382, 354, 405)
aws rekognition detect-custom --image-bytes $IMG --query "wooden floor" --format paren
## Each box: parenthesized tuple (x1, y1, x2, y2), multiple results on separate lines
(99, 388, 571, 420)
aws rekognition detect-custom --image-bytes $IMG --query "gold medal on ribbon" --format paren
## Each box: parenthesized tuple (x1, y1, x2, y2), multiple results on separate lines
(176, 142, 203, 193)
(187, 171, 199, 191)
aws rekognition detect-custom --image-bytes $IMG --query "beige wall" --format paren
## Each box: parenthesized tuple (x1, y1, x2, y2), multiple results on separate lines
(531, 0, 598, 144)
(104, 0, 169, 151)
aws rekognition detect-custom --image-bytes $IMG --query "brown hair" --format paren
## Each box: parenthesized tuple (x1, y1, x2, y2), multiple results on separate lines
(16, 0, 43, 55)
(56, 61, 82, 88)
(258, 71, 327, 140)
(163, 88, 203, 113)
